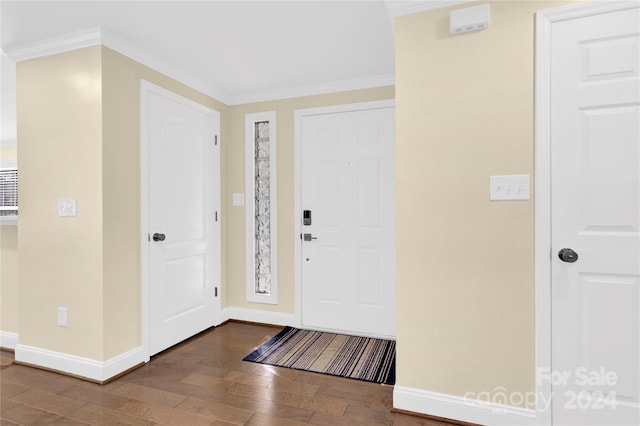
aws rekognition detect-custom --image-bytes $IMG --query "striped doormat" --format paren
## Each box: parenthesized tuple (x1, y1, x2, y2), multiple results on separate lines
(243, 327, 396, 385)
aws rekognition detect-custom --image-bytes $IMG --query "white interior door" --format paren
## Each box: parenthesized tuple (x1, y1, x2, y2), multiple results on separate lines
(300, 103, 395, 338)
(144, 83, 220, 356)
(551, 6, 639, 425)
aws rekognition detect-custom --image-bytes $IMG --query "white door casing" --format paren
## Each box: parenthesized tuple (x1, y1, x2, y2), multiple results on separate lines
(537, 3, 639, 425)
(295, 101, 396, 338)
(141, 81, 221, 357)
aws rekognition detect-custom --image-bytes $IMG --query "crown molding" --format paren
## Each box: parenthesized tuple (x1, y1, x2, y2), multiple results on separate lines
(385, 0, 474, 18)
(2, 28, 102, 62)
(1, 27, 393, 107)
(99, 29, 232, 104)
(2, 27, 233, 104)
(228, 73, 395, 106)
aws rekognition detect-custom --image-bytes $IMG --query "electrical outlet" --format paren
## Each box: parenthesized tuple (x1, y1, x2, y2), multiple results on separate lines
(58, 307, 68, 327)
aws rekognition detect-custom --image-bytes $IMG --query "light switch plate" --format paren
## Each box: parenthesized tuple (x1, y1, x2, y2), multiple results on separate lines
(232, 193, 245, 206)
(58, 198, 77, 216)
(490, 175, 530, 201)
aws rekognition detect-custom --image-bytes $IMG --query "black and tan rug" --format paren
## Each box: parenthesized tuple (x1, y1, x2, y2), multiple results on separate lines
(243, 326, 396, 385)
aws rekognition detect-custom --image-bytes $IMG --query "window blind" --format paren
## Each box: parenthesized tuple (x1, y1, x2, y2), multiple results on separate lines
(0, 169, 18, 216)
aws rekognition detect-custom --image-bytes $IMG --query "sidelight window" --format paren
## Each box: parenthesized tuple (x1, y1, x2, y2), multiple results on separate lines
(245, 112, 277, 304)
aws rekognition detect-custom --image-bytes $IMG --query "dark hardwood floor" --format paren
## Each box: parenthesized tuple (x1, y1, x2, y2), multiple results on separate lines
(1, 322, 452, 425)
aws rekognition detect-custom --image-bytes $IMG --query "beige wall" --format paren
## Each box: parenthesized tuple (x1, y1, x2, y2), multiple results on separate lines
(395, 1, 579, 408)
(0, 2, 589, 399)
(226, 87, 395, 313)
(1, 135, 19, 335)
(17, 46, 104, 359)
(0, 225, 18, 333)
(12, 45, 227, 361)
(100, 47, 227, 359)
(4, 43, 391, 358)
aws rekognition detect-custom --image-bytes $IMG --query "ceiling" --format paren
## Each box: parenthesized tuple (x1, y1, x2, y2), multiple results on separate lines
(0, 0, 398, 105)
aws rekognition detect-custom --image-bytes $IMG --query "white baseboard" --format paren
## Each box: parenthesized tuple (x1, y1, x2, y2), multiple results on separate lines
(14, 344, 146, 383)
(393, 385, 542, 426)
(0, 331, 19, 350)
(223, 307, 297, 327)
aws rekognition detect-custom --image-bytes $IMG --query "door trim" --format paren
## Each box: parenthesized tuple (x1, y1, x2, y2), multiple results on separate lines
(535, 2, 638, 423)
(293, 99, 395, 334)
(140, 80, 222, 361)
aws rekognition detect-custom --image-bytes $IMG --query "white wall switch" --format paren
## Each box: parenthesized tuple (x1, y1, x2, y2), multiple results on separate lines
(58, 198, 77, 216)
(490, 175, 530, 201)
(232, 193, 245, 206)
(58, 307, 68, 327)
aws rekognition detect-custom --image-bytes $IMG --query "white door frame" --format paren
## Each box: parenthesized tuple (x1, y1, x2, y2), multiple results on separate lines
(293, 99, 395, 331)
(535, 2, 638, 423)
(140, 80, 222, 361)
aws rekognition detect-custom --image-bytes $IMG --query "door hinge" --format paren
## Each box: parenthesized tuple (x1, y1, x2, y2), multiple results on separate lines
(214, 135, 218, 146)
(215, 211, 218, 222)
(215, 287, 218, 297)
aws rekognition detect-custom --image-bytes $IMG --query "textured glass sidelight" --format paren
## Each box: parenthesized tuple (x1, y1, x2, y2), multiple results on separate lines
(254, 121, 271, 294)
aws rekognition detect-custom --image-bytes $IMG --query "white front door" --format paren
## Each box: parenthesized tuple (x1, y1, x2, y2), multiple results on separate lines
(143, 82, 220, 356)
(550, 6, 639, 425)
(299, 102, 396, 338)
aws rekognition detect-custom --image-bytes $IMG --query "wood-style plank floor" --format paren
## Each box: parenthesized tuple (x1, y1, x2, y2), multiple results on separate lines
(1, 322, 453, 425)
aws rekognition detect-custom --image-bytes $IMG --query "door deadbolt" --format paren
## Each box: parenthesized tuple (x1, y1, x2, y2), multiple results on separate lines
(303, 210, 312, 226)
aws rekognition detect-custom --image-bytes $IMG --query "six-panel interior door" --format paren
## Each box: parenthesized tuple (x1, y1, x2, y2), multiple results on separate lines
(147, 89, 219, 356)
(551, 6, 639, 425)
(301, 105, 396, 338)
